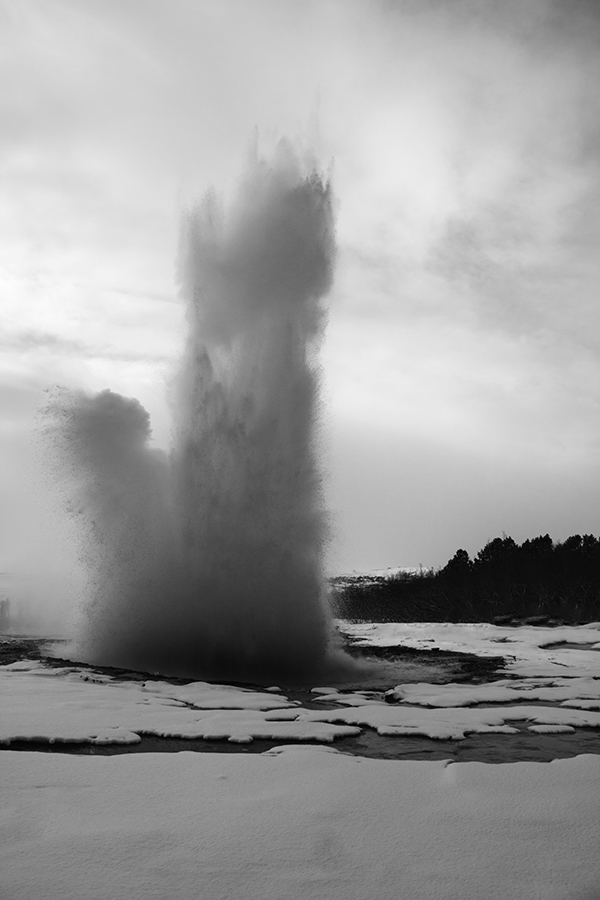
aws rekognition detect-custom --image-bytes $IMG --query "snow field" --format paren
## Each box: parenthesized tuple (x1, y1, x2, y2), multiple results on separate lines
(1, 748, 599, 900)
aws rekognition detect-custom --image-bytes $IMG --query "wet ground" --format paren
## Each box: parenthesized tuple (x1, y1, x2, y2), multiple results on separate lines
(2, 636, 599, 764)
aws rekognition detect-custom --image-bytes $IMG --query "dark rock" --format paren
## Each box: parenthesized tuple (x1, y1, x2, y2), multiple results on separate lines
(384, 690, 401, 704)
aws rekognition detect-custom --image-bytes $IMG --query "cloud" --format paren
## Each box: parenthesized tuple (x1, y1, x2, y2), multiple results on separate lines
(326, 421, 600, 572)
(2, 0, 600, 570)
(0, 328, 174, 364)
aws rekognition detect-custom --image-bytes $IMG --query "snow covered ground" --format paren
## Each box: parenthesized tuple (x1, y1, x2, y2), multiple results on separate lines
(340, 620, 600, 679)
(3, 749, 599, 900)
(1, 622, 599, 899)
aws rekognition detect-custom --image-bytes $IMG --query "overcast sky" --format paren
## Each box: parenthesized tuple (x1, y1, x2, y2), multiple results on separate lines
(2, 0, 600, 579)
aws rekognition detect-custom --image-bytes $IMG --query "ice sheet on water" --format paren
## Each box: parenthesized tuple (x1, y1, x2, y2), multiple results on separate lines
(143, 679, 300, 710)
(296, 701, 600, 740)
(384, 676, 600, 707)
(340, 620, 600, 677)
(528, 724, 576, 734)
(1, 624, 598, 745)
(0, 661, 357, 745)
(3, 662, 600, 745)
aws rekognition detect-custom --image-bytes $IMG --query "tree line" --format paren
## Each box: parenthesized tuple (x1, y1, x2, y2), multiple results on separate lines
(332, 534, 600, 624)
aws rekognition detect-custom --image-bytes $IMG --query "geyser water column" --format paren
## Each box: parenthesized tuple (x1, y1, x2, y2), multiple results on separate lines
(170, 145, 336, 679)
(54, 144, 342, 682)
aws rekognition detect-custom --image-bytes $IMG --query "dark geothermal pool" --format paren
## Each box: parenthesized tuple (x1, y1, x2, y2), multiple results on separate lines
(3, 636, 600, 765)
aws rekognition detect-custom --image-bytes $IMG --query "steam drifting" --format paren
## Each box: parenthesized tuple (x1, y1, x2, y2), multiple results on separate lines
(49, 144, 341, 682)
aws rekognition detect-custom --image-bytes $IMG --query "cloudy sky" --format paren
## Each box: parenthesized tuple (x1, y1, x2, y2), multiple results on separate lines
(2, 0, 600, 580)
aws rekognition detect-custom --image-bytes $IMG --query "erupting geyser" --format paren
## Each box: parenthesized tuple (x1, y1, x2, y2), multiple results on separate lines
(49, 143, 350, 682)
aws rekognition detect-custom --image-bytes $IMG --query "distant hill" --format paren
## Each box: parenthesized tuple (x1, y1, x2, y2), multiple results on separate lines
(329, 566, 423, 590)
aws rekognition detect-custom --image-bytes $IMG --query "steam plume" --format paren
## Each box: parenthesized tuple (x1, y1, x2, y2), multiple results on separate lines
(49, 143, 342, 682)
